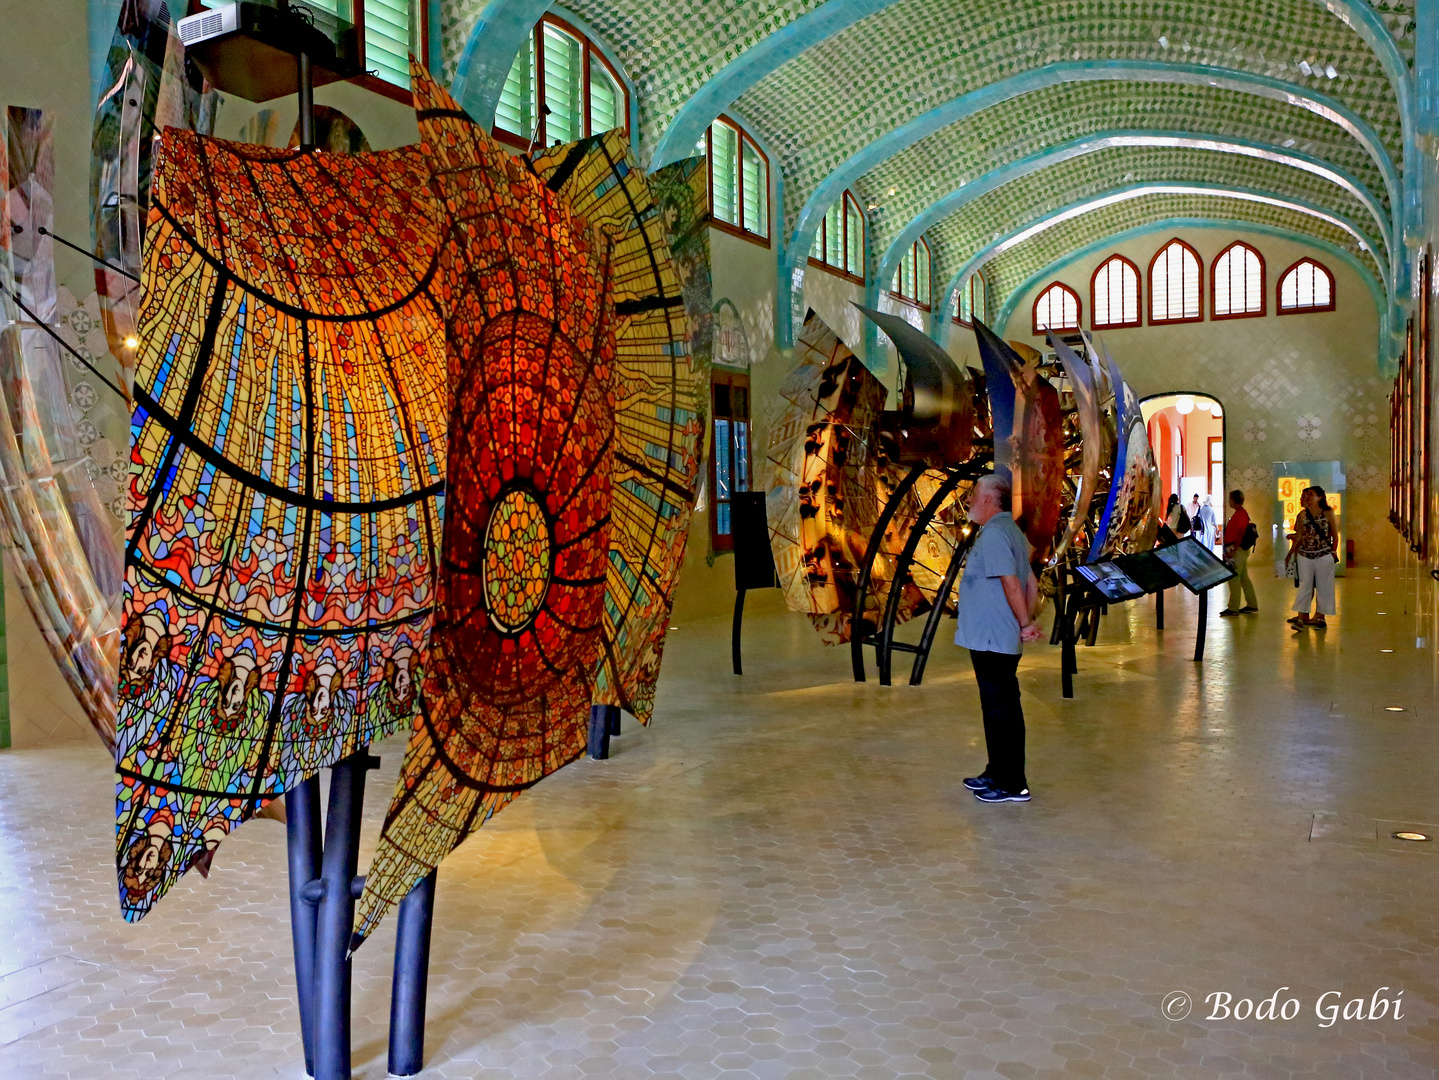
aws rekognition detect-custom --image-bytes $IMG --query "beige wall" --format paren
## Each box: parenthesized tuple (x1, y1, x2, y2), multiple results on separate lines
(1002, 228, 1388, 567)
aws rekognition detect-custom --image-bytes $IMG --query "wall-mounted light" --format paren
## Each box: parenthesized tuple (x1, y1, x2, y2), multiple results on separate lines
(124, 336, 139, 349)
(1176, 395, 1195, 415)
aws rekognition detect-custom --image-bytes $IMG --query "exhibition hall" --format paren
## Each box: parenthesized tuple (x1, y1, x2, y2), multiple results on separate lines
(1, 1, 1438, 1076)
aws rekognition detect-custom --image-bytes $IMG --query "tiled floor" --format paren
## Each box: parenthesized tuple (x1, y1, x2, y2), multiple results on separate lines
(4, 558, 1439, 1078)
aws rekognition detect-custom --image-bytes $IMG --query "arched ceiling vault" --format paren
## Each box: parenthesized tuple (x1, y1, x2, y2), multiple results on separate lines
(439, 0, 1414, 358)
(912, 144, 1386, 290)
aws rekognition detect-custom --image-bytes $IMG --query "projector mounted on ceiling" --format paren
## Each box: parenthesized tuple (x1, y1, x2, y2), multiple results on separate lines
(177, 1, 362, 102)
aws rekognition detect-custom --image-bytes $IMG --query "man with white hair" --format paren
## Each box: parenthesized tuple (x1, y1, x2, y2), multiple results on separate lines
(954, 473, 1043, 803)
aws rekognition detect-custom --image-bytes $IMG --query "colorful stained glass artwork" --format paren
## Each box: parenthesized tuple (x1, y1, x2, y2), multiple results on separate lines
(117, 128, 448, 921)
(1048, 331, 1115, 562)
(355, 71, 637, 947)
(973, 323, 1066, 567)
(530, 130, 708, 723)
(1086, 332, 1161, 558)
(0, 107, 123, 748)
(354, 79, 707, 945)
(763, 310, 921, 645)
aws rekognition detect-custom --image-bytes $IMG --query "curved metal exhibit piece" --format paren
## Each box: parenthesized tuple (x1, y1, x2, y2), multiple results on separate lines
(764, 309, 922, 648)
(1047, 331, 1116, 562)
(852, 302, 974, 467)
(91, 3, 218, 397)
(1083, 331, 1162, 558)
(972, 321, 1065, 566)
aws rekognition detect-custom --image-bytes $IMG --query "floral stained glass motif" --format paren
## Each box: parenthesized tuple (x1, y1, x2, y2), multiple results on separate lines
(531, 130, 709, 723)
(355, 70, 707, 946)
(117, 132, 447, 922)
(352, 67, 619, 947)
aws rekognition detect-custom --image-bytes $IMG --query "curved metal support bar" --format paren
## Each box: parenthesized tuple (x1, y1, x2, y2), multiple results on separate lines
(849, 463, 926, 683)
(780, 59, 1401, 350)
(988, 216, 1392, 373)
(908, 527, 977, 686)
(876, 130, 1395, 302)
(876, 467, 973, 685)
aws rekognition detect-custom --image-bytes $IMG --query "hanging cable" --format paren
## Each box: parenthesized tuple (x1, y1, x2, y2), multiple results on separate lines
(0, 283, 128, 401)
(34, 226, 140, 283)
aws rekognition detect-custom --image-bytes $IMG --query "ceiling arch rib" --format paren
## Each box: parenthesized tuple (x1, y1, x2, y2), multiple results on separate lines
(984, 217, 1387, 364)
(777, 60, 1401, 341)
(856, 75, 1397, 261)
(873, 132, 1393, 298)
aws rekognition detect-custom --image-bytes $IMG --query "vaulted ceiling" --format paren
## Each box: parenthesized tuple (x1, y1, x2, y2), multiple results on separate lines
(437, 0, 1415, 341)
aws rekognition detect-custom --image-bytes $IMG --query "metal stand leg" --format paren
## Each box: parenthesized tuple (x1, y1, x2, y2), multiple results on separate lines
(587, 704, 616, 759)
(313, 751, 380, 1080)
(297, 51, 315, 150)
(1061, 595, 1078, 700)
(285, 775, 322, 1077)
(388, 870, 438, 1077)
(731, 588, 746, 675)
(1194, 588, 1209, 662)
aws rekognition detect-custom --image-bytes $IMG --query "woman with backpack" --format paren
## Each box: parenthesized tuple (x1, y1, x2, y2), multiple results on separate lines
(1219, 489, 1259, 615)
(1286, 485, 1339, 629)
(1165, 493, 1192, 538)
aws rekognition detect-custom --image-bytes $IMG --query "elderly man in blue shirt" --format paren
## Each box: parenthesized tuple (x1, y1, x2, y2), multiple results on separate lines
(955, 474, 1043, 803)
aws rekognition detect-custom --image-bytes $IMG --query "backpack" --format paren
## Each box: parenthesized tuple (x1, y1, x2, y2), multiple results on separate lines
(1240, 521, 1258, 551)
(1177, 506, 1191, 534)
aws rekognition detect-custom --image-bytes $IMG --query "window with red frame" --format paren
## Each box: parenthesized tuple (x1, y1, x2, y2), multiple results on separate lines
(809, 191, 865, 282)
(1277, 257, 1336, 313)
(1149, 238, 1203, 324)
(1091, 255, 1140, 329)
(1212, 241, 1265, 319)
(953, 271, 987, 326)
(1033, 281, 1080, 334)
(493, 15, 627, 150)
(696, 116, 770, 245)
(890, 237, 931, 308)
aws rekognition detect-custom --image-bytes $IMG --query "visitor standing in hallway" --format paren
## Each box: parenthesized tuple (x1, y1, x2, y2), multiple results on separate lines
(1287, 486, 1339, 629)
(954, 474, 1043, 804)
(1220, 489, 1259, 615)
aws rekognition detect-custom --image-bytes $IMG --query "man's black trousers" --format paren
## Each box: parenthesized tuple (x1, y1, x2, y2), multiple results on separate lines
(970, 649, 1027, 793)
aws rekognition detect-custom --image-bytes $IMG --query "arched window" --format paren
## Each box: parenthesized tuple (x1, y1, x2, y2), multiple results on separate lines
(808, 191, 865, 281)
(1277, 258, 1336, 313)
(1212, 242, 1265, 319)
(1149, 239, 1202, 324)
(698, 116, 770, 244)
(1090, 255, 1140, 329)
(495, 16, 628, 150)
(1033, 282, 1081, 335)
(889, 238, 931, 309)
(953, 272, 987, 326)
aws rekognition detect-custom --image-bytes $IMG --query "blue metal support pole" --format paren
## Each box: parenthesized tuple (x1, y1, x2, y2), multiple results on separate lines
(313, 750, 380, 1080)
(587, 704, 616, 759)
(285, 774, 322, 1077)
(387, 870, 439, 1077)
